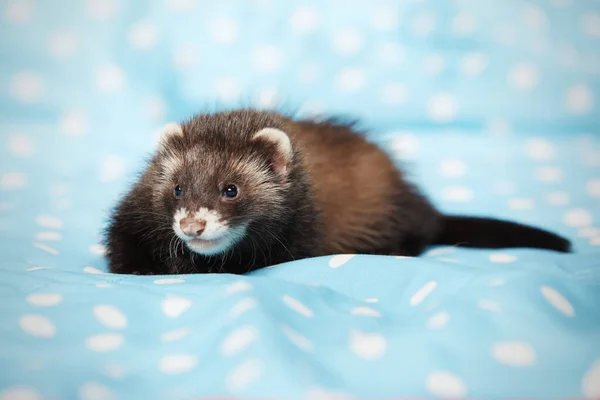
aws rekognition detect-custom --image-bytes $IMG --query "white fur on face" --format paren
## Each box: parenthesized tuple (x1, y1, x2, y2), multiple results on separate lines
(172, 207, 246, 256)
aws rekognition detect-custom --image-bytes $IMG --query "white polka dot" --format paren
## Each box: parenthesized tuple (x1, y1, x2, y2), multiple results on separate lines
(33, 242, 59, 256)
(160, 354, 198, 374)
(60, 110, 88, 136)
(508, 63, 538, 91)
(489, 253, 517, 263)
(440, 160, 467, 178)
(88, 244, 106, 255)
(336, 68, 365, 92)
(410, 281, 437, 306)
(0, 386, 42, 400)
(477, 299, 502, 312)
(48, 32, 78, 58)
(380, 83, 407, 105)
(526, 138, 556, 161)
(563, 208, 593, 227)
(565, 84, 594, 114)
(582, 358, 600, 398)
(290, 6, 318, 34)
(350, 307, 381, 317)
(166, 0, 195, 11)
(220, 325, 258, 357)
(26, 293, 62, 306)
(86, 0, 117, 19)
(283, 295, 313, 317)
(364, 298, 379, 303)
(489, 279, 505, 287)
(26, 266, 51, 272)
(492, 341, 536, 367)
(591, 236, 600, 246)
(297, 62, 321, 84)
(541, 285, 575, 316)
(162, 295, 192, 318)
(85, 333, 124, 352)
(427, 93, 457, 122)
(79, 382, 114, 400)
(253, 45, 282, 71)
(229, 297, 257, 319)
(281, 324, 313, 352)
(412, 12, 436, 36)
(226, 359, 264, 391)
(522, 4, 547, 29)
(492, 181, 515, 195)
(19, 314, 55, 337)
(426, 371, 466, 398)
(95, 283, 112, 288)
(426, 247, 456, 257)
(305, 387, 351, 400)
(371, 6, 399, 30)
(103, 364, 126, 379)
(452, 11, 476, 35)
(427, 311, 450, 329)
(35, 215, 63, 229)
(349, 330, 386, 360)
(332, 30, 363, 55)
(486, 118, 512, 136)
(578, 226, 599, 238)
(5, 0, 34, 23)
(84, 266, 105, 275)
(95, 65, 125, 93)
(226, 281, 253, 294)
(328, 254, 354, 268)
(377, 42, 404, 66)
(128, 20, 157, 49)
(546, 191, 570, 206)
(7, 135, 34, 157)
(587, 179, 600, 198)
(423, 53, 445, 75)
(215, 78, 241, 102)
(99, 155, 125, 182)
(494, 24, 517, 45)
(390, 132, 419, 158)
(209, 17, 238, 44)
(460, 52, 487, 76)
(10, 71, 43, 103)
(509, 198, 535, 210)
(93, 305, 127, 329)
(583, 12, 600, 37)
(143, 95, 166, 121)
(442, 186, 473, 202)
(172, 44, 199, 70)
(160, 328, 190, 343)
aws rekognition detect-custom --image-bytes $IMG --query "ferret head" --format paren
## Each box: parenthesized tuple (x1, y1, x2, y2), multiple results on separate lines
(148, 111, 295, 257)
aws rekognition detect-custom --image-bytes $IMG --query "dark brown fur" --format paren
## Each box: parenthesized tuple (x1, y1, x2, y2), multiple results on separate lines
(105, 109, 570, 275)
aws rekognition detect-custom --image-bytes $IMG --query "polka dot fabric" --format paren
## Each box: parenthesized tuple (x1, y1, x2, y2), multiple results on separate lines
(1, 0, 599, 399)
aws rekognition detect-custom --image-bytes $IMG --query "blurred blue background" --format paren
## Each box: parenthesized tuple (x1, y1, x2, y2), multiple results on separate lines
(1, 1, 600, 399)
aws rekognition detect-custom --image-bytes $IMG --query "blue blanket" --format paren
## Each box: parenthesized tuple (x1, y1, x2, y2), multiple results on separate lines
(1, 0, 599, 399)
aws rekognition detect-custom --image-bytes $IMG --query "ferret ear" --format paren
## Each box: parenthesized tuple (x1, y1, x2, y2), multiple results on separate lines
(252, 128, 293, 178)
(159, 122, 184, 144)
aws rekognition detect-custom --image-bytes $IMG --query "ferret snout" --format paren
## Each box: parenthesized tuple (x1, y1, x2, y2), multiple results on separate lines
(180, 217, 206, 237)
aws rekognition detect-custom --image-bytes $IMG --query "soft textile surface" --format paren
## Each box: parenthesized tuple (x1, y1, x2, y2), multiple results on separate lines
(1, 0, 600, 399)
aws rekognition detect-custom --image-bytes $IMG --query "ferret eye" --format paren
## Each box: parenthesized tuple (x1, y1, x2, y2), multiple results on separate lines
(173, 185, 183, 199)
(223, 184, 238, 199)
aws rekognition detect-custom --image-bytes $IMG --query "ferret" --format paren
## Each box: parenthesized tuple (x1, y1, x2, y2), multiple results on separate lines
(104, 109, 571, 275)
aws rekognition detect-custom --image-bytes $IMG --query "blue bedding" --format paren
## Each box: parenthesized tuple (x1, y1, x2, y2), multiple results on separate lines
(1, 0, 600, 399)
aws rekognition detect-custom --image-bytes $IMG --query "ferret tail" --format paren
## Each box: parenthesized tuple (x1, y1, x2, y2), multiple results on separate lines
(433, 215, 571, 252)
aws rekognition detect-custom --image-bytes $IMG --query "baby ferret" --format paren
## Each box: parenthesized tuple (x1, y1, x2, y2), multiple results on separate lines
(104, 109, 570, 275)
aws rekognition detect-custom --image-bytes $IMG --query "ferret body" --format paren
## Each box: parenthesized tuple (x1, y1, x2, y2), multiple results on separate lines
(105, 109, 570, 275)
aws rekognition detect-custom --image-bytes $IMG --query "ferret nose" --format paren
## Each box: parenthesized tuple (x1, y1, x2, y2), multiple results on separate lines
(180, 218, 206, 237)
